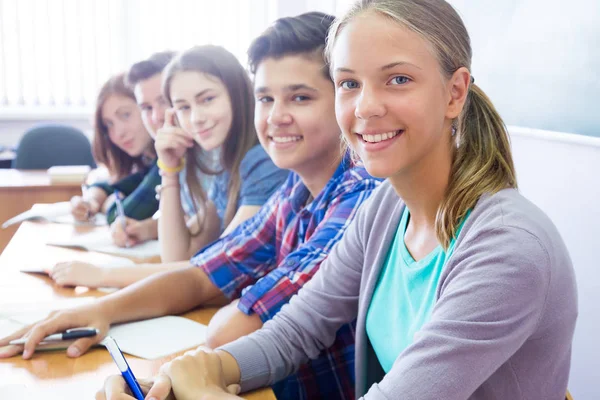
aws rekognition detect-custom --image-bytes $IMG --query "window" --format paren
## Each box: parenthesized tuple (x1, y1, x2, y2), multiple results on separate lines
(0, 0, 277, 117)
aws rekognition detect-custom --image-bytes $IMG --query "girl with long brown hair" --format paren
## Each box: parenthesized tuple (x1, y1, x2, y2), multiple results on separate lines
(70, 72, 158, 227)
(156, 45, 288, 262)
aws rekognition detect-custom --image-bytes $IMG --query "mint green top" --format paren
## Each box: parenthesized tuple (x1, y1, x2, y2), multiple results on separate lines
(366, 207, 471, 372)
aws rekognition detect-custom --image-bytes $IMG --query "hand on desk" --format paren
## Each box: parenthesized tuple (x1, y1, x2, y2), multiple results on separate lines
(96, 348, 242, 400)
(111, 217, 157, 248)
(0, 304, 110, 359)
(50, 261, 105, 288)
(71, 195, 100, 221)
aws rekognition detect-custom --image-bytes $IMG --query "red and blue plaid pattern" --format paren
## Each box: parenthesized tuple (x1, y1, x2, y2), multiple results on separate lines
(191, 156, 380, 399)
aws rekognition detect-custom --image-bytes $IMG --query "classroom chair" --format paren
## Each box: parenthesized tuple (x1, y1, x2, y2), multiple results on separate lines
(12, 124, 96, 169)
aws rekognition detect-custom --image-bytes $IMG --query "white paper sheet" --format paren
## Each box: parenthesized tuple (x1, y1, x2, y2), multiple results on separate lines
(1, 202, 106, 229)
(108, 316, 208, 359)
(46, 231, 160, 259)
(0, 297, 97, 320)
(0, 319, 26, 340)
(19, 256, 136, 276)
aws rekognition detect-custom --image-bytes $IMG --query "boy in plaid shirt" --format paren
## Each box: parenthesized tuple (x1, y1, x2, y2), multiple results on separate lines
(2, 12, 380, 400)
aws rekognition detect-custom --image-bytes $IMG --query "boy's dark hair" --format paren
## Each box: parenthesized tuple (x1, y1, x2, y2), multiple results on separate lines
(247, 12, 335, 79)
(125, 51, 176, 88)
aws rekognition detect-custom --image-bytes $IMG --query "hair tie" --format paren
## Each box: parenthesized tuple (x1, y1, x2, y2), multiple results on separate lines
(470, 76, 475, 84)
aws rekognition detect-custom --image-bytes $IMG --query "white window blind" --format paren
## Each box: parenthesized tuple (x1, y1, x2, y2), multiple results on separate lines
(0, 0, 277, 117)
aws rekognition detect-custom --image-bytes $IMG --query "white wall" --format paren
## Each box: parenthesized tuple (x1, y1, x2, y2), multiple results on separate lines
(449, 0, 600, 138)
(509, 126, 600, 399)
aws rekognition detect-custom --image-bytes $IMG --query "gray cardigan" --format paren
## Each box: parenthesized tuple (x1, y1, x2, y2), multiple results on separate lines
(221, 182, 578, 400)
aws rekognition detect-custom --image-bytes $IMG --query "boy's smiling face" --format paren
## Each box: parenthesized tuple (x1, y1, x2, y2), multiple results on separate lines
(254, 55, 341, 177)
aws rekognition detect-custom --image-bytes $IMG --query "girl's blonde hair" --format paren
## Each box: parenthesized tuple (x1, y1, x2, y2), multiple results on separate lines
(326, 0, 517, 248)
(162, 45, 258, 231)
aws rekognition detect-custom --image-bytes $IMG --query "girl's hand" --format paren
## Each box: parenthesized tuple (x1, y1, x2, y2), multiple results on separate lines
(145, 348, 242, 400)
(110, 216, 134, 247)
(71, 196, 99, 221)
(50, 261, 105, 288)
(155, 108, 194, 168)
(111, 217, 158, 247)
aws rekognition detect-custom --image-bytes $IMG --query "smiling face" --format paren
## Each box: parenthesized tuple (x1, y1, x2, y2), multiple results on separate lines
(169, 71, 233, 151)
(134, 73, 168, 139)
(332, 11, 456, 180)
(101, 94, 152, 157)
(254, 55, 341, 175)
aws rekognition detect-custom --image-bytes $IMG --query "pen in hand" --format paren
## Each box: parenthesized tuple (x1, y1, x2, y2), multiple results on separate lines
(102, 336, 145, 400)
(9, 327, 99, 345)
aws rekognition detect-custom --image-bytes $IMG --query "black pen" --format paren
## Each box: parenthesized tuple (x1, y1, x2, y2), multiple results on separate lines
(9, 327, 99, 345)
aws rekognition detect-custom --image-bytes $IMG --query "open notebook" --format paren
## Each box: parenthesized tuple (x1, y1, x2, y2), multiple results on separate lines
(46, 230, 161, 260)
(2, 202, 107, 229)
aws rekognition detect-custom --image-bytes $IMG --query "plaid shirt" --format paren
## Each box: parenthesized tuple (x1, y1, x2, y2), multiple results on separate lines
(191, 156, 381, 400)
(91, 162, 161, 224)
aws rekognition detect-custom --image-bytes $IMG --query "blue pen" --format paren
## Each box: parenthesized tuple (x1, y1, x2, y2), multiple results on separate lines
(113, 190, 129, 247)
(102, 336, 145, 400)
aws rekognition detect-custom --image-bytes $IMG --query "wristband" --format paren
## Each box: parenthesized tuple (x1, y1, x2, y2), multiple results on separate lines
(157, 157, 185, 174)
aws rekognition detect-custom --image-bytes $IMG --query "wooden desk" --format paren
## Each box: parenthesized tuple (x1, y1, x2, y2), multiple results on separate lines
(0, 169, 83, 253)
(0, 222, 275, 400)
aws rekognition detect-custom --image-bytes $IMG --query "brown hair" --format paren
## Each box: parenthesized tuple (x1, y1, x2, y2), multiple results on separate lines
(92, 73, 150, 180)
(162, 45, 258, 228)
(327, 0, 517, 248)
(125, 51, 176, 88)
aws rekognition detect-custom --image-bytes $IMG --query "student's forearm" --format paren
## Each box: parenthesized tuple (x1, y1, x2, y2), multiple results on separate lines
(96, 265, 224, 325)
(159, 175, 193, 261)
(98, 261, 190, 288)
(205, 302, 263, 349)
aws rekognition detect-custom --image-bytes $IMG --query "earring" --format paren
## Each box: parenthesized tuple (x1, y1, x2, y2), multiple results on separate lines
(451, 125, 457, 136)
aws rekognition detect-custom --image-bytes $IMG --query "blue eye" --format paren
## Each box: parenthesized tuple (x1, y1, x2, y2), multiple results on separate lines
(340, 80, 359, 90)
(389, 76, 410, 85)
(177, 105, 190, 112)
(203, 96, 215, 103)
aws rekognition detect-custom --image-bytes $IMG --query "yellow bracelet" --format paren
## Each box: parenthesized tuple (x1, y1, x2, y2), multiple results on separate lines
(157, 157, 186, 174)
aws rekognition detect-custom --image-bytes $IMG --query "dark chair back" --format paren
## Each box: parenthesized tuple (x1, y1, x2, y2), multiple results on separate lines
(12, 124, 96, 169)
